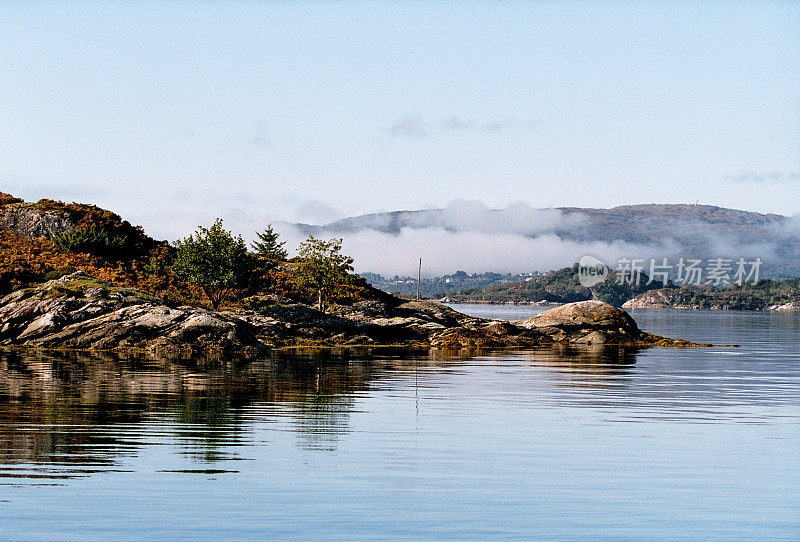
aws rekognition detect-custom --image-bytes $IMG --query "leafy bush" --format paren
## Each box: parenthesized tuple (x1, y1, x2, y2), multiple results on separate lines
(171, 219, 251, 309)
(297, 236, 354, 312)
(50, 227, 129, 259)
(144, 255, 171, 277)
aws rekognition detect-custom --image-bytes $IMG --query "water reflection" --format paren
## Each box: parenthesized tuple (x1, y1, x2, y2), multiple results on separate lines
(1, 335, 797, 482)
(521, 344, 639, 377)
(0, 344, 646, 477)
(0, 348, 465, 477)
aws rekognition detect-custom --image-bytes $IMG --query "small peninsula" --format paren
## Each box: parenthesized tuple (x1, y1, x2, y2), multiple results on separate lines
(0, 193, 702, 354)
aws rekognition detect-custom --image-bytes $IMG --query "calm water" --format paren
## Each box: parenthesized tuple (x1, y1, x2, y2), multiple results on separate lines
(1, 306, 798, 540)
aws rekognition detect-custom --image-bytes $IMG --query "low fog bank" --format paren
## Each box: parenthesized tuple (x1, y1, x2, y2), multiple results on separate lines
(342, 229, 666, 277)
(284, 200, 800, 278)
(131, 200, 800, 278)
(275, 222, 682, 277)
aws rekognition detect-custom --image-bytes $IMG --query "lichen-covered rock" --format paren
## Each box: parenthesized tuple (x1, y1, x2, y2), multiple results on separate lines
(0, 272, 263, 353)
(429, 328, 503, 349)
(523, 300, 640, 345)
(484, 320, 517, 336)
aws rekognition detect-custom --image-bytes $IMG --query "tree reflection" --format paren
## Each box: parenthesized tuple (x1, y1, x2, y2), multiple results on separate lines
(0, 349, 445, 474)
(0, 345, 643, 478)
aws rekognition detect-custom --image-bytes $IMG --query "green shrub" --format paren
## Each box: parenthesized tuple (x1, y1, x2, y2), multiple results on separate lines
(297, 236, 354, 312)
(171, 219, 251, 309)
(144, 255, 170, 276)
(252, 224, 288, 260)
(50, 227, 129, 259)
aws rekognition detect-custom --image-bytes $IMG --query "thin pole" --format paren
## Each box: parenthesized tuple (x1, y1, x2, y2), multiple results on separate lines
(417, 258, 422, 300)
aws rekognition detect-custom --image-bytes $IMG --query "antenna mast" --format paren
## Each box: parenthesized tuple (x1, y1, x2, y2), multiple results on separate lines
(417, 258, 422, 300)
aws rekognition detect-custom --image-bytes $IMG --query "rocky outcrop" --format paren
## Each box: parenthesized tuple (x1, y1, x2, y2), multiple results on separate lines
(520, 300, 708, 347)
(0, 272, 264, 353)
(769, 301, 800, 311)
(622, 289, 686, 309)
(0, 273, 529, 353)
(622, 288, 771, 311)
(0, 273, 704, 353)
(0, 203, 75, 239)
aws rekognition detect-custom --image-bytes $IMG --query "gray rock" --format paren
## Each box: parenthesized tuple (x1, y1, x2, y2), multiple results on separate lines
(769, 301, 800, 311)
(0, 272, 262, 353)
(0, 204, 75, 238)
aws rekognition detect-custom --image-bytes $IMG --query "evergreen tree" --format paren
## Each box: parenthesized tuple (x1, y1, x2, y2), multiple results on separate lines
(251, 224, 288, 260)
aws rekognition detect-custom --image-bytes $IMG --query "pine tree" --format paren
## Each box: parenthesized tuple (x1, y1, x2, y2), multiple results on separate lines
(251, 224, 288, 261)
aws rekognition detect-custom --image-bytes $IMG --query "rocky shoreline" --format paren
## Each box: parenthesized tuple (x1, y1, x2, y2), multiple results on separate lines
(622, 288, 800, 311)
(0, 272, 706, 355)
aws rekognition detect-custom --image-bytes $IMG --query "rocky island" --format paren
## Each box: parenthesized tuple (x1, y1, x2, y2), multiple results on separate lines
(0, 193, 704, 354)
(0, 273, 704, 353)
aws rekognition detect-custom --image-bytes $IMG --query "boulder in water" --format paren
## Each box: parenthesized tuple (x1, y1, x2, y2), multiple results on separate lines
(522, 300, 640, 345)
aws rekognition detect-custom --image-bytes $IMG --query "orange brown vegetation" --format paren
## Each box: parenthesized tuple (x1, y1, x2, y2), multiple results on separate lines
(1, 194, 393, 311)
(0, 192, 23, 205)
(0, 231, 205, 305)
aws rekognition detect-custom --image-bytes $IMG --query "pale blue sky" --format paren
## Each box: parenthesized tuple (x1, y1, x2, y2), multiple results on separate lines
(2, 1, 799, 239)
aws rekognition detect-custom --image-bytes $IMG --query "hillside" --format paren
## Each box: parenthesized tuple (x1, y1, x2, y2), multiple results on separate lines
(298, 204, 786, 240)
(446, 262, 800, 310)
(623, 279, 800, 310)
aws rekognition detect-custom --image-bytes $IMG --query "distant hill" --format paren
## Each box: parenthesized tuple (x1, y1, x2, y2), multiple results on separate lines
(292, 203, 799, 277)
(445, 263, 800, 310)
(445, 264, 661, 307)
(299, 204, 786, 241)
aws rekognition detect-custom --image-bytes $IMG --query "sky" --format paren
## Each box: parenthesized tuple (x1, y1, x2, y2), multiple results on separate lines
(2, 1, 799, 247)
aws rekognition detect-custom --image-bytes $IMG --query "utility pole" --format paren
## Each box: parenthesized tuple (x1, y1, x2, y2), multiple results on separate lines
(417, 258, 422, 300)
